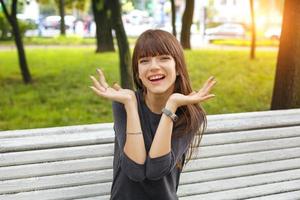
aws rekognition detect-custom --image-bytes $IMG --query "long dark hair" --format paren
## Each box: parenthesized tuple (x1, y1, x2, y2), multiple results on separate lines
(132, 29, 207, 166)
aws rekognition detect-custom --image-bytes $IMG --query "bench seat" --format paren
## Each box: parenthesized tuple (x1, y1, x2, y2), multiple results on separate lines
(1, 109, 300, 200)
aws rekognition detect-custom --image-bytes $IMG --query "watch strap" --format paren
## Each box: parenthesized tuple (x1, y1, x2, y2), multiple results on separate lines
(162, 108, 178, 122)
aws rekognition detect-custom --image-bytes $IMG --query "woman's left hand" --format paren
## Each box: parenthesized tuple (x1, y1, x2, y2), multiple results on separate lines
(166, 76, 217, 110)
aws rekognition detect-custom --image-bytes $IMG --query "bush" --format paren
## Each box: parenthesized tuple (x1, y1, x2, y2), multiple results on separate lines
(0, 12, 37, 40)
(0, 12, 11, 40)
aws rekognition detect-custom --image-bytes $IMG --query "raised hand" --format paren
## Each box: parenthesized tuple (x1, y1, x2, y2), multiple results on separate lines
(89, 68, 136, 105)
(167, 76, 217, 109)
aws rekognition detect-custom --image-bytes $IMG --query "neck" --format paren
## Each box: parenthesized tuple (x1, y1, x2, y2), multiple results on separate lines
(144, 90, 173, 114)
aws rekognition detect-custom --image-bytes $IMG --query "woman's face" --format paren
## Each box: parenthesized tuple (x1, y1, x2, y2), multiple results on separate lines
(138, 55, 177, 95)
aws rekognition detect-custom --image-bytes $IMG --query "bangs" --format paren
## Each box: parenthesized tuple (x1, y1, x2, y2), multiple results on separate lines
(135, 32, 176, 59)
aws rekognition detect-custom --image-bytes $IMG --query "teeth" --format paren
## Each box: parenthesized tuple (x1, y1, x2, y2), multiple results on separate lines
(149, 75, 164, 81)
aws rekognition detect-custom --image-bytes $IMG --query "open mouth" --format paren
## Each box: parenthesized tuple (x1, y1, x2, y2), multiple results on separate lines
(148, 74, 166, 82)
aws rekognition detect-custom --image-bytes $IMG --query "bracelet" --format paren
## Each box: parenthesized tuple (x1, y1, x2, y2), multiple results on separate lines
(126, 131, 142, 135)
(162, 108, 178, 122)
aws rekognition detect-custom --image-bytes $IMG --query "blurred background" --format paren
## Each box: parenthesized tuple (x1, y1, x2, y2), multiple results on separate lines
(0, 0, 283, 43)
(1, 0, 297, 131)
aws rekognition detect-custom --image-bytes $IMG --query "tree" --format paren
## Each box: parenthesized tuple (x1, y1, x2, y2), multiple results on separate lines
(249, 0, 256, 59)
(92, 0, 115, 52)
(271, 0, 300, 109)
(170, 0, 176, 37)
(58, 0, 65, 35)
(180, 0, 194, 49)
(110, 0, 133, 89)
(0, 0, 32, 83)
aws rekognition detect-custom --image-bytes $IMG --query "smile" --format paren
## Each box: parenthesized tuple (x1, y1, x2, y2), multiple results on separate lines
(148, 74, 166, 82)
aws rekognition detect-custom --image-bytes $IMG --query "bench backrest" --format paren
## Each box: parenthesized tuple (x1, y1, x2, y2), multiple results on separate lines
(1, 109, 300, 200)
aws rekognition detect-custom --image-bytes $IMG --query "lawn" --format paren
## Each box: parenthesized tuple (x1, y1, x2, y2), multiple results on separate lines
(0, 36, 137, 46)
(0, 48, 277, 130)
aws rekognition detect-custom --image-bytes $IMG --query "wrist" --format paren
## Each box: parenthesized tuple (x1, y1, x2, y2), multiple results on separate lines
(165, 100, 178, 113)
(124, 96, 137, 110)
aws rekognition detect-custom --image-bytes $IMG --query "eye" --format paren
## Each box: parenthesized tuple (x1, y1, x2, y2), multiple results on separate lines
(139, 58, 149, 64)
(160, 56, 171, 61)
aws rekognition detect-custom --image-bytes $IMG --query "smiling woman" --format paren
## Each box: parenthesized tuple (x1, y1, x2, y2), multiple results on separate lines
(89, 29, 216, 200)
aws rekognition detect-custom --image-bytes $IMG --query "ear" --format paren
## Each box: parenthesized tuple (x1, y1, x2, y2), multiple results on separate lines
(176, 71, 179, 76)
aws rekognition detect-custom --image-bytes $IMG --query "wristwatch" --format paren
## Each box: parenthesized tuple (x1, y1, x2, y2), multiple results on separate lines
(162, 108, 178, 122)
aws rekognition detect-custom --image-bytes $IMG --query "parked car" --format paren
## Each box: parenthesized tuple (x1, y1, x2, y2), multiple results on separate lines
(43, 15, 75, 30)
(264, 27, 281, 40)
(205, 23, 246, 42)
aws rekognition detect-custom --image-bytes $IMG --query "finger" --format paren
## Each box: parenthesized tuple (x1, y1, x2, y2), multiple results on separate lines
(112, 82, 122, 91)
(201, 79, 217, 95)
(96, 68, 109, 88)
(90, 75, 106, 92)
(200, 94, 216, 102)
(89, 86, 104, 96)
(188, 91, 197, 96)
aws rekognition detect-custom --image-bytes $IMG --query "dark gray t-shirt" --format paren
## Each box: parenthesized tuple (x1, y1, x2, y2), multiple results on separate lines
(110, 90, 191, 200)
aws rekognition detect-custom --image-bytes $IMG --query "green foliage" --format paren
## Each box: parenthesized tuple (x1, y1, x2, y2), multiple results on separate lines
(0, 48, 277, 130)
(0, 15, 37, 40)
(0, 11, 37, 40)
(0, 12, 11, 40)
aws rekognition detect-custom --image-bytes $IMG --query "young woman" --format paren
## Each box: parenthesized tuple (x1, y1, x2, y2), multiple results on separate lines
(90, 29, 216, 200)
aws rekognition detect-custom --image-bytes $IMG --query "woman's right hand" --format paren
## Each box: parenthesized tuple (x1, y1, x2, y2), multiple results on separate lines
(89, 68, 136, 106)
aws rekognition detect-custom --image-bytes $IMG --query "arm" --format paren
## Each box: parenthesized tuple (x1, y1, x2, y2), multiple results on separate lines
(90, 69, 146, 181)
(112, 101, 146, 182)
(123, 99, 147, 165)
(146, 76, 217, 180)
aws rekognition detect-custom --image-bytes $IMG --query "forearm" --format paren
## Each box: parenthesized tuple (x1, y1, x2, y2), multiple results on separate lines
(149, 103, 177, 158)
(123, 102, 147, 164)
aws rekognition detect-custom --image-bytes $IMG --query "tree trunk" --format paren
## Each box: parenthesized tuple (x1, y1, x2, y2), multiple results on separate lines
(180, 0, 194, 49)
(109, 0, 133, 89)
(59, 0, 66, 35)
(170, 0, 176, 37)
(250, 0, 256, 59)
(92, 0, 115, 52)
(0, 0, 31, 84)
(271, 0, 300, 109)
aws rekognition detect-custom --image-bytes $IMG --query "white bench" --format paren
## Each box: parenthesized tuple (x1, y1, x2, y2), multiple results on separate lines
(1, 109, 300, 200)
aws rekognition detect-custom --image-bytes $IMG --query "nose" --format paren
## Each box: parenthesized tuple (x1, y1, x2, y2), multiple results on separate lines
(149, 57, 160, 71)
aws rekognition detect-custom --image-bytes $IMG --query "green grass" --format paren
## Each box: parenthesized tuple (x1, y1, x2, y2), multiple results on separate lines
(0, 36, 137, 46)
(0, 48, 277, 130)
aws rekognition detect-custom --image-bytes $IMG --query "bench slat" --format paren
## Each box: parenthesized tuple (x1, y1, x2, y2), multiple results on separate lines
(1, 125, 300, 156)
(246, 190, 300, 200)
(1, 156, 300, 193)
(0, 170, 112, 194)
(2, 131, 300, 168)
(2, 137, 300, 180)
(0, 144, 114, 167)
(178, 168, 300, 196)
(0, 124, 113, 139)
(1, 109, 300, 139)
(201, 126, 300, 146)
(0, 131, 114, 153)
(179, 179, 300, 200)
(0, 157, 113, 181)
(183, 157, 300, 182)
(184, 147, 300, 173)
(2, 125, 299, 167)
(0, 183, 111, 200)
